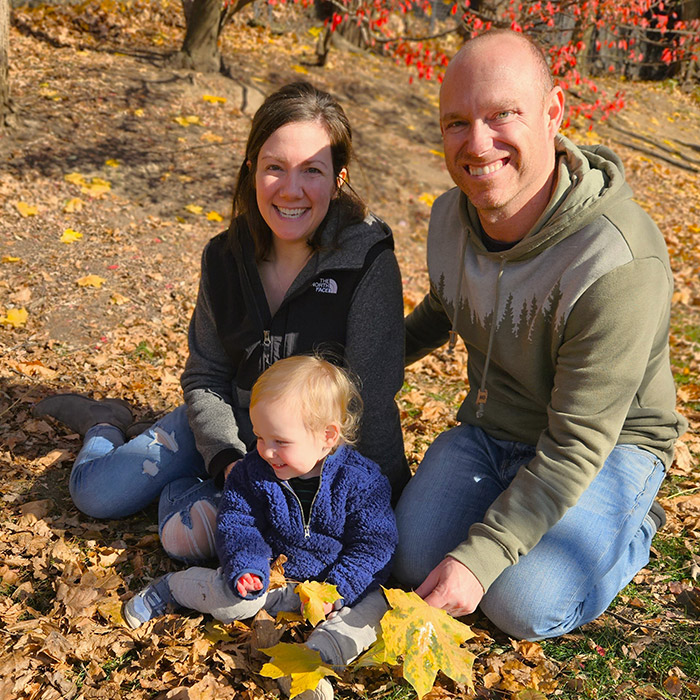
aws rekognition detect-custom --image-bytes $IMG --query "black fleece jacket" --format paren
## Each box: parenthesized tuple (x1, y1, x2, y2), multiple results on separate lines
(180, 207, 410, 499)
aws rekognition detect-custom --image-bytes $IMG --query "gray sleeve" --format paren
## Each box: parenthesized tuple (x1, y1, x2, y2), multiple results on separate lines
(404, 283, 452, 365)
(180, 251, 249, 477)
(345, 249, 410, 497)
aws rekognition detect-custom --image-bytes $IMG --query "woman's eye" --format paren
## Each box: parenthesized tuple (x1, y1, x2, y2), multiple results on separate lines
(306, 167, 322, 174)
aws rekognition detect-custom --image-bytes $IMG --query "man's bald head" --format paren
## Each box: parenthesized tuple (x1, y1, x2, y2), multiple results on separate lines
(448, 30, 553, 98)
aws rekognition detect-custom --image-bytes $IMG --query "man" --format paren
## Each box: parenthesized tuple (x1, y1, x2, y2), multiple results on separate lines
(393, 29, 687, 640)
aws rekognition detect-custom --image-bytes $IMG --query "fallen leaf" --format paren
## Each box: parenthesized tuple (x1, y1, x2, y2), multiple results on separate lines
(0, 308, 28, 328)
(77, 275, 106, 288)
(60, 228, 83, 243)
(16, 202, 38, 217)
(379, 587, 475, 698)
(105, 158, 120, 167)
(259, 642, 339, 698)
(202, 94, 226, 104)
(63, 197, 85, 212)
(110, 292, 130, 305)
(2, 256, 21, 263)
(296, 581, 342, 626)
(185, 204, 204, 215)
(206, 211, 224, 222)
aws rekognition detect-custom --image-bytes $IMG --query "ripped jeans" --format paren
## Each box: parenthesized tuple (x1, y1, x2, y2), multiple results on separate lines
(69, 405, 222, 563)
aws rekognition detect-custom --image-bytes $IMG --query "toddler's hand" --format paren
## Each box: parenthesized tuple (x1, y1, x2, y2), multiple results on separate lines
(237, 572, 263, 596)
(300, 600, 335, 616)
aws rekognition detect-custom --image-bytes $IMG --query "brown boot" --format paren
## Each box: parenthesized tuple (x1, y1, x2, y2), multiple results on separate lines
(33, 393, 133, 436)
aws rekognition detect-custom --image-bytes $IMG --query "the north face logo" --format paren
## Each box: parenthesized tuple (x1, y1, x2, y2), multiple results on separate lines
(312, 278, 338, 294)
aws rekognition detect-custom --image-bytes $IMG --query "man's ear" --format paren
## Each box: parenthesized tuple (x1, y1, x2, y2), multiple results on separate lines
(323, 423, 341, 449)
(546, 85, 566, 135)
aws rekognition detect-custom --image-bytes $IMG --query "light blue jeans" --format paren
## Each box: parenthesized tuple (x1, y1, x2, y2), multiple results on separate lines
(393, 424, 665, 640)
(69, 405, 222, 563)
(168, 568, 388, 667)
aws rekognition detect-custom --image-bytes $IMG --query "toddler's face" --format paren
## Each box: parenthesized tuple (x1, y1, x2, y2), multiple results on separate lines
(250, 398, 338, 480)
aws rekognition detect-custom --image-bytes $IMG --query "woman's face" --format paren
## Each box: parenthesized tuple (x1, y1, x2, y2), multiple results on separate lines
(254, 120, 345, 249)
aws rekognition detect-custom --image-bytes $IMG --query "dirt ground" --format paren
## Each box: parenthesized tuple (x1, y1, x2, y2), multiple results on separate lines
(1, 2, 700, 698)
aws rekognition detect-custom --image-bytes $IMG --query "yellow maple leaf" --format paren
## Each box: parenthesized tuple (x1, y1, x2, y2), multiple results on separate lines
(295, 581, 342, 626)
(185, 204, 203, 215)
(292, 65, 309, 74)
(64, 197, 85, 213)
(308, 26, 322, 37)
(418, 192, 436, 207)
(105, 158, 120, 167)
(77, 274, 106, 288)
(133, 108, 144, 117)
(65, 172, 87, 186)
(206, 210, 224, 222)
(201, 131, 224, 143)
(16, 202, 38, 217)
(61, 228, 83, 244)
(203, 94, 227, 104)
(110, 292, 130, 305)
(379, 587, 475, 698)
(689, 225, 700, 234)
(2, 256, 21, 263)
(174, 115, 202, 127)
(84, 178, 111, 196)
(0, 308, 28, 328)
(203, 620, 235, 643)
(259, 642, 339, 698)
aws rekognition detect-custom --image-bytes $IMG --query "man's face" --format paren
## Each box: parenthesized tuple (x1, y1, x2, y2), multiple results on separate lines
(440, 37, 562, 234)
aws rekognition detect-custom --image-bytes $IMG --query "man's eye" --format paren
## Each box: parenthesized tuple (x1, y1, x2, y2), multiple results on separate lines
(495, 110, 514, 119)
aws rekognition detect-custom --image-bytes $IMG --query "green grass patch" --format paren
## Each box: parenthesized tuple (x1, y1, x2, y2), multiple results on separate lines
(542, 621, 700, 699)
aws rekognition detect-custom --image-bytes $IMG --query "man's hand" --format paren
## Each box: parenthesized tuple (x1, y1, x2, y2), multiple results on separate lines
(415, 556, 484, 617)
(236, 572, 263, 597)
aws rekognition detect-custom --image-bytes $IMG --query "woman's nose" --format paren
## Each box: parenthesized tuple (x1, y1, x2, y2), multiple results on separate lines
(279, 171, 303, 198)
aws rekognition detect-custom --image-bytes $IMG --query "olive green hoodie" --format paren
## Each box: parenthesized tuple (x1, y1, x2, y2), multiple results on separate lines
(406, 135, 687, 590)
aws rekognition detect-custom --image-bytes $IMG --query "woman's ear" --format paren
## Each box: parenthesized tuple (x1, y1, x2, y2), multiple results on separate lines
(323, 423, 341, 450)
(336, 167, 348, 190)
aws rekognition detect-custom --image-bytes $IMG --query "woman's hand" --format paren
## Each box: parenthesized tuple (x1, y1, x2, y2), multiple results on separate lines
(236, 572, 264, 596)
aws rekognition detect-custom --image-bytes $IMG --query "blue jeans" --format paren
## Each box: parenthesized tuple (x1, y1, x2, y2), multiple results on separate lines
(69, 405, 222, 563)
(393, 424, 665, 640)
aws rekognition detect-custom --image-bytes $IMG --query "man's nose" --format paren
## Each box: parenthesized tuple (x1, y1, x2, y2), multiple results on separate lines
(465, 120, 493, 157)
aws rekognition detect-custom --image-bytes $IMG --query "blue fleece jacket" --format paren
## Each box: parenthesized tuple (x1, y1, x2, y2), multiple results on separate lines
(215, 445, 398, 606)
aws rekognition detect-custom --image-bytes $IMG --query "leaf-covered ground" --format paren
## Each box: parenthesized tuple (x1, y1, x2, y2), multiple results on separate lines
(1, 2, 699, 698)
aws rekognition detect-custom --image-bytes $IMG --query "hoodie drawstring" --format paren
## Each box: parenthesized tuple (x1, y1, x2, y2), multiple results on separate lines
(448, 234, 468, 353)
(476, 258, 506, 419)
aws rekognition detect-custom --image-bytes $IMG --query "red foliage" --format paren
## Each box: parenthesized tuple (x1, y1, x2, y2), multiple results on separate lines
(296, 0, 700, 124)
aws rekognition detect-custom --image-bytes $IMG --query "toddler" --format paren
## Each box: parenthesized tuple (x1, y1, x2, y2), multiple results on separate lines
(123, 356, 397, 698)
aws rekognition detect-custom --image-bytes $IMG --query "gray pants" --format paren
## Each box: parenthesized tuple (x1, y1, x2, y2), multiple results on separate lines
(169, 567, 388, 667)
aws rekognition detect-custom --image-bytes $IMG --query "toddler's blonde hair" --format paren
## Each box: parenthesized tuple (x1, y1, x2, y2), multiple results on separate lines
(250, 355, 362, 445)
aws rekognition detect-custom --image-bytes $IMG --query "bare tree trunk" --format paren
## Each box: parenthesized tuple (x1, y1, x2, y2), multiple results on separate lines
(171, 0, 224, 71)
(0, 0, 15, 129)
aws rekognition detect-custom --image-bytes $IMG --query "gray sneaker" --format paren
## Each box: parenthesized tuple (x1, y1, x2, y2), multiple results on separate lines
(122, 574, 179, 628)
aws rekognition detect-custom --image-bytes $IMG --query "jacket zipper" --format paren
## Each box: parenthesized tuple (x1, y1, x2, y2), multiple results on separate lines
(282, 459, 325, 539)
(262, 329, 273, 370)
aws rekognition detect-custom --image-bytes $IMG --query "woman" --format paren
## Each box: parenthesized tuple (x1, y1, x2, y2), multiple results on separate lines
(34, 81, 409, 563)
